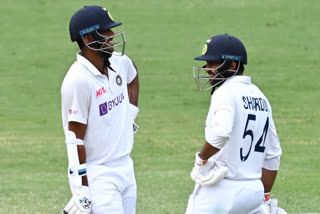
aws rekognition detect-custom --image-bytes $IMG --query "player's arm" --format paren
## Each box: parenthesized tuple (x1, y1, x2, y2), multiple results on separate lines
(261, 115, 282, 192)
(260, 168, 288, 214)
(127, 59, 140, 134)
(199, 141, 220, 160)
(62, 122, 91, 213)
(68, 121, 88, 186)
(127, 60, 139, 107)
(190, 141, 227, 186)
(260, 115, 287, 214)
(200, 93, 234, 161)
(261, 168, 277, 193)
(191, 95, 233, 186)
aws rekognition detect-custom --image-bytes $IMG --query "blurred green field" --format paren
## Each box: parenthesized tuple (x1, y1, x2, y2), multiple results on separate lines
(0, 0, 319, 213)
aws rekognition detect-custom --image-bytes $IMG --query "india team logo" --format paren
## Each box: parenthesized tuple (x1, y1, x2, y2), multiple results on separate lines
(202, 38, 212, 55)
(202, 44, 208, 55)
(116, 74, 122, 86)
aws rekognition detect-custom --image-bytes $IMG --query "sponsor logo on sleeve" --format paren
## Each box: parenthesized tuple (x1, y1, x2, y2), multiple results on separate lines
(68, 109, 79, 115)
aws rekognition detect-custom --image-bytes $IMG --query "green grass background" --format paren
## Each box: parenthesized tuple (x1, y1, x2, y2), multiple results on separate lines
(1, 0, 319, 213)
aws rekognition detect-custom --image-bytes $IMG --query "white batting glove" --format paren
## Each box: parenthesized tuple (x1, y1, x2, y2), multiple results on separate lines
(260, 193, 287, 214)
(129, 103, 139, 135)
(190, 152, 228, 186)
(133, 121, 139, 134)
(62, 186, 92, 214)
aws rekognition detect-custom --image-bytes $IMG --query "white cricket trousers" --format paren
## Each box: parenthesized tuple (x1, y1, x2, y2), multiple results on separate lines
(185, 179, 264, 214)
(86, 155, 136, 214)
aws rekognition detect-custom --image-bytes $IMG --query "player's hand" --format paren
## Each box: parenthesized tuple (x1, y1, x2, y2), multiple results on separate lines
(260, 193, 287, 214)
(128, 103, 139, 135)
(62, 186, 92, 214)
(190, 152, 228, 186)
(133, 121, 139, 134)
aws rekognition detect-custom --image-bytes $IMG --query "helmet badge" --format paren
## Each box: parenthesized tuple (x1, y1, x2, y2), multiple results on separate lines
(201, 39, 212, 55)
(201, 44, 208, 55)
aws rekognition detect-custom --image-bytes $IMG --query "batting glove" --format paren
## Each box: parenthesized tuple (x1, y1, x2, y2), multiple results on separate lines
(190, 152, 228, 186)
(62, 186, 92, 214)
(260, 193, 288, 214)
(133, 121, 139, 134)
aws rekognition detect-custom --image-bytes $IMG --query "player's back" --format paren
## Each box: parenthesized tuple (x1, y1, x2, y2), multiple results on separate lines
(211, 76, 274, 180)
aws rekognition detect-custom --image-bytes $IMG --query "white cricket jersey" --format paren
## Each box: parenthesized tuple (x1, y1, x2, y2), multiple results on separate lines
(61, 52, 138, 165)
(205, 76, 282, 180)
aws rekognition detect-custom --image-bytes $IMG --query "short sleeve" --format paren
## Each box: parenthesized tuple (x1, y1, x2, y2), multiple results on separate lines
(263, 116, 282, 170)
(61, 76, 91, 125)
(126, 57, 137, 84)
(205, 92, 235, 149)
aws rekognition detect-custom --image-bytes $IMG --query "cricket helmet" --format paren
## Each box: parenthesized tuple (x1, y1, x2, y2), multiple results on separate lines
(193, 34, 247, 91)
(69, 5, 122, 42)
(194, 34, 247, 64)
(69, 5, 126, 56)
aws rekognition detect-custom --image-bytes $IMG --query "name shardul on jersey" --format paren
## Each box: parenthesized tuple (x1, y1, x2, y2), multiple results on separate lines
(242, 96, 269, 112)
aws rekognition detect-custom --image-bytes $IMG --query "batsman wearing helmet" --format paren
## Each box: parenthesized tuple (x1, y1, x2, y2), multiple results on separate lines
(185, 34, 287, 214)
(61, 5, 139, 214)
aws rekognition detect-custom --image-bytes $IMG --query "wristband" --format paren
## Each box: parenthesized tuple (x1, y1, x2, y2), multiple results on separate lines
(264, 192, 271, 202)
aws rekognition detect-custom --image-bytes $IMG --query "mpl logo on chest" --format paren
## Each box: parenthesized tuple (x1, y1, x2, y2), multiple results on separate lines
(99, 92, 125, 116)
(96, 87, 107, 98)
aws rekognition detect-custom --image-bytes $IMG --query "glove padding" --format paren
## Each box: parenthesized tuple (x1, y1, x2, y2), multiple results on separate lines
(62, 186, 92, 214)
(129, 103, 139, 135)
(190, 152, 228, 186)
(260, 193, 287, 214)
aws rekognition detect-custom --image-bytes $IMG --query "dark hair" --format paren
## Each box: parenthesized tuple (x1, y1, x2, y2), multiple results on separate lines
(237, 62, 245, 74)
(76, 39, 85, 49)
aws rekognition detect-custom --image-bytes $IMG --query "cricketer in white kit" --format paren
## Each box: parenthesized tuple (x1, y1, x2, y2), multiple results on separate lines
(186, 34, 287, 214)
(61, 5, 139, 214)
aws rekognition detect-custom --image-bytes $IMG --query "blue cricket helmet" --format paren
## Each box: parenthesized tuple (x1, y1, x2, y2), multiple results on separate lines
(69, 5, 122, 42)
(195, 34, 247, 64)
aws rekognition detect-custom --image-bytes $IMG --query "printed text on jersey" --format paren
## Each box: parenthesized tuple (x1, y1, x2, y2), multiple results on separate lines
(99, 93, 125, 116)
(242, 96, 269, 112)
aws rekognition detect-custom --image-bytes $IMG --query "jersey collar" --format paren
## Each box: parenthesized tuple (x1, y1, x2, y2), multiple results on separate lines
(76, 52, 104, 76)
(224, 75, 251, 85)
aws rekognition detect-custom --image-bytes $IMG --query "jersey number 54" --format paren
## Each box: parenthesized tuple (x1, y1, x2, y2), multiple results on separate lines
(240, 114, 269, 162)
